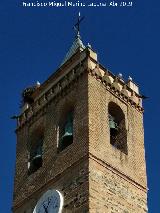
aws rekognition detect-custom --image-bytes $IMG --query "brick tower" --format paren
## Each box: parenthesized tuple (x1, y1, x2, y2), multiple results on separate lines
(12, 16, 148, 213)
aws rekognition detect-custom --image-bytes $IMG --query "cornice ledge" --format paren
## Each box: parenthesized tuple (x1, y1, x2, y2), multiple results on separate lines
(16, 61, 88, 131)
(89, 69, 144, 113)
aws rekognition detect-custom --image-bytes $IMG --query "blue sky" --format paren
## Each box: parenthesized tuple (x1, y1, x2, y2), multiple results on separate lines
(0, 0, 160, 212)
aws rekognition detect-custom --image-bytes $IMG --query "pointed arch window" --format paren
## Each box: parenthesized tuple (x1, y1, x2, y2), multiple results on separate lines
(108, 102, 128, 154)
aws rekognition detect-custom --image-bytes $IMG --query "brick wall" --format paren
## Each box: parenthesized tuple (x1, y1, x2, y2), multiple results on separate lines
(13, 53, 148, 212)
(13, 73, 90, 212)
(89, 158, 147, 213)
(88, 73, 147, 212)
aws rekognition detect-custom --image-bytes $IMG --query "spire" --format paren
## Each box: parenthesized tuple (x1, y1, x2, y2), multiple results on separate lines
(60, 12, 85, 66)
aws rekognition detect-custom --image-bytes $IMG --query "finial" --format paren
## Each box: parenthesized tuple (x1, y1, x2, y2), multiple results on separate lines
(74, 12, 84, 38)
(36, 81, 41, 87)
(118, 73, 123, 78)
(128, 76, 133, 81)
(87, 43, 92, 48)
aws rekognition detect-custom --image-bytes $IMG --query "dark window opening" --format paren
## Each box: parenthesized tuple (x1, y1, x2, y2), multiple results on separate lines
(28, 136, 43, 175)
(108, 102, 128, 154)
(59, 111, 73, 151)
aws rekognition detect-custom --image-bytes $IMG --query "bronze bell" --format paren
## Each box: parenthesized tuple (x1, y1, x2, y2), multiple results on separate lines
(31, 145, 42, 167)
(32, 146, 42, 160)
(61, 118, 73, 140)
(29, 145, 43, 174)
(60, 113, 73, 149)
(109, 114, 118, 136)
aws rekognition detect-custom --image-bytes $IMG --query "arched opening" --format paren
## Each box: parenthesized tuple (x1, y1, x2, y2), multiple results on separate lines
(108, 102, 128, 154)
(58, 109, 74, 152)
(28, 128, 44, 175)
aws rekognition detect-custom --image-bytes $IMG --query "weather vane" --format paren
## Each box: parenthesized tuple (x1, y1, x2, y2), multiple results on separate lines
(74, 12, 84, 38)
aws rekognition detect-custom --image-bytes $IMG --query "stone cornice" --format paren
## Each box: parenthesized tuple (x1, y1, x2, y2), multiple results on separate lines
(88, 61, 143, 113)
(16, 48, 143, 131)
(16, 59, 87, 131)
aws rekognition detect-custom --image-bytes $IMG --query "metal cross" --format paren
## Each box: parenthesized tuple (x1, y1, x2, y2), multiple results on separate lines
(74, 12, 84, 37)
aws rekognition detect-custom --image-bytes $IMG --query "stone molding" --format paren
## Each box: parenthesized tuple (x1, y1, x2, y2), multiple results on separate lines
(89, 153, 148, 193)
(17, 61, 86, 131)
(89, 63, 143, 113)
(17, 54, 143, 131)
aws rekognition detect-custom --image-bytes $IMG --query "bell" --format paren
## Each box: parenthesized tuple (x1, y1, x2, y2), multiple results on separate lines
(61, 119, 73, 140)
(62, 112, 73, 139)
(60, 113, 73, 150)
(32, 153, 42, 161)
(109, 115, 118, 136)
(31, 145, 42, 166)
(28, 145, 43, 174)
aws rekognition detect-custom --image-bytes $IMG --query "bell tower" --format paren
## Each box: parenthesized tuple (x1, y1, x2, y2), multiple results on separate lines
(12, 15, 148, 213)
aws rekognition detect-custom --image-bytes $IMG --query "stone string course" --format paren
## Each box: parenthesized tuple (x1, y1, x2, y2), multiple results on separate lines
(89, 157, 147, 213)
